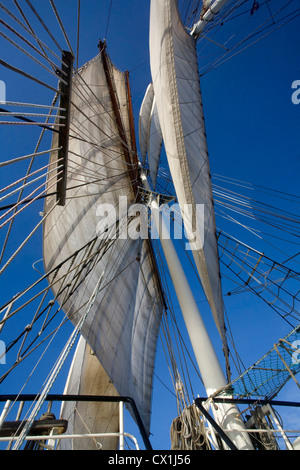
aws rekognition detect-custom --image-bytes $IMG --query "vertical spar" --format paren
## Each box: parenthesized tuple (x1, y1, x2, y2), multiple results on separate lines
(147, 0, 253, 448)
(141, 171, 253, 450)
(56, 50, 73, 206)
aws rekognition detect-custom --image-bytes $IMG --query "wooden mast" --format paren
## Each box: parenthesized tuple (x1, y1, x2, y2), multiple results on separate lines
(56, 50, 74, 206)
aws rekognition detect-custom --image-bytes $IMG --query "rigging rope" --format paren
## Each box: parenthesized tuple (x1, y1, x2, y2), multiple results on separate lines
(105, 0, 113, 39)
(24, 0, 63, 53)
(170, 404, 211, 450)
(49, 0, 74, 57)
(0, 58, 60, 95)
(0, 200, 59, 277)
(1, 1, 63, 68)
(0, 148, 61, 168)
(0, 169, 62, 230)
(0, 1, 299, 446)
(0, 161, 60, 205)
(11, 0, 57, 75)
(72, 66, 135, 159)
(76, 0, 80, 69)
(213, 174, 300, 202)
(0, 101, 65, 110)
(198, 6, 300, 76)
(12, 271, 104, 450)
(0, 198, 142, 381)
(0, 92, 59, 265)
(0, 30, 66, 83)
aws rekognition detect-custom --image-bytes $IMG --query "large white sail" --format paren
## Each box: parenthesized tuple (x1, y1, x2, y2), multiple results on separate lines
(139, 86, 163, 189)
(139, 83, 154, 165)
(148, 99, 163, 190)
(149, 0, 227, 348)
(43, 53, 164, 434)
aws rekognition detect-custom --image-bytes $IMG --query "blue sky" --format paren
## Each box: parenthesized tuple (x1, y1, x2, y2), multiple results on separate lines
(0, 0, 300, 450)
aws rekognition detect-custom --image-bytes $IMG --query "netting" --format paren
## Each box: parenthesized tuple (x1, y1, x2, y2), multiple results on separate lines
(218, 232, 300, 324)
(218, 324, 300, 399)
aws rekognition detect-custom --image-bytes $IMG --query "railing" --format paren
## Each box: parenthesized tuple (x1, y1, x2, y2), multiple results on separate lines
(0, 394, 152, 450)
(195, 397, 300, 451)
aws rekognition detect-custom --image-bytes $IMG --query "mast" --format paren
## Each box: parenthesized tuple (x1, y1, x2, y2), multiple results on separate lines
(147, 0, 254, 449)
(149, 0, 229, 357)
(141, 171, 253, 450)
(190, 0, 230, 38)
(56, 50, 73, 206)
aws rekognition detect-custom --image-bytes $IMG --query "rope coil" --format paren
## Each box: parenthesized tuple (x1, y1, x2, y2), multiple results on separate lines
(170, 404, 211, 450)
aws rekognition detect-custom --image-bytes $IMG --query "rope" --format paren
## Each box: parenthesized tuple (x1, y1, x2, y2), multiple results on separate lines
(213, 173, 300, 203)
(246, 406, 278, 450)
(0, 30, 66, 84)
(218, 233, 300, 325)
(24, 0, 63, 53)
(0, 210, 141, 384)
(0, 111, 62, 119)
(170, 404, 211, 450)
(10, 0, 57, 75)
(0, 92, 59, 265)
(105, 0, 113, 39)
(0, 59, 60, 95)
(217, 324, 300, 400)
(0, 148, 61, 168)
(0, 202, 59, 277)
(0, 161, 60, 205)
(0, 101, 65, 110)
(0, 11, 66, 75)
(0, 122, 63, 128)
(0, 168, 62, 229)
(76, 0, 80, 69)
(11, 0, 63, 66)
(199, 5, 300, 76)
(49, 0, 74, 57)
(12, 272, 104, 450)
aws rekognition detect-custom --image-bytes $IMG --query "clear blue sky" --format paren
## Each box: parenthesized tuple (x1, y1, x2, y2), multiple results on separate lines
(0, 0, 299, 450)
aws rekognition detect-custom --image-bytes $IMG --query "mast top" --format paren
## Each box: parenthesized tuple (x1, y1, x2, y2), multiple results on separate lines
(190, 0, 229, 38)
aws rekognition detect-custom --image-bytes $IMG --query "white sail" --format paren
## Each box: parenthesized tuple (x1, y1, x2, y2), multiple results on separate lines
(138, 83, 154, 164)
(138, 85, 163, 189)
(59, 337, 119, 450)
(149, 0, 226, 347)
(43, 53, 164, 434)
(148, 99, 163, 190)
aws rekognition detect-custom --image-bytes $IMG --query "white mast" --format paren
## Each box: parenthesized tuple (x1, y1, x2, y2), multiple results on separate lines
(190, 0, 230, 37)
(147, 2, 253, 448)
(141, 171, 253, 450)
